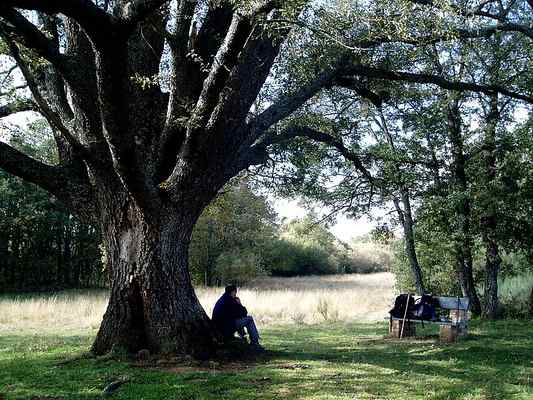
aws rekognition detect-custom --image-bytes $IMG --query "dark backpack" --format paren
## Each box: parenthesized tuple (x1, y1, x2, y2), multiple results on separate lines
(413, 294, 437, 321)
(389, 294, 416, 318)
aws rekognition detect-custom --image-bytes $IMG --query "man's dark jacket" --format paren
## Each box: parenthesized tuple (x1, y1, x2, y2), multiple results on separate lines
(212, 293, 248, 338)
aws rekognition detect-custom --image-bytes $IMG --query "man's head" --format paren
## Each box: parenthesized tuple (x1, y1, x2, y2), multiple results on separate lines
(225, 284, 237, 298)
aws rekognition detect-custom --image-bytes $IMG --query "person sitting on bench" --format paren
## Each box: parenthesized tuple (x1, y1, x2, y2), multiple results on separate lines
(212, 284, 264, 351)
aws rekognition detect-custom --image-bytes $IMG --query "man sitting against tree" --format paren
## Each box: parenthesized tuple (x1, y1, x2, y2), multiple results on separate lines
(212, 285, 264, 351)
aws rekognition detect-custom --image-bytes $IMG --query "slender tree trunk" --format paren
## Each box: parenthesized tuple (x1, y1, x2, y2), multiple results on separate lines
(12, 231, 22, 290)
(64, 219, 73, 287)
(529, 286, 533, 318)
(482, 239, 500, 318)
(481, 95, 501, 319)
(91, 193, 216, 357)
(394, 193, 425, 295)
(55, 224, 63, 288)
(8, 230, 15, 287)
(446, 99, 482, 315)
(378, 109, 425, 294)
(0, 232, 6, 290)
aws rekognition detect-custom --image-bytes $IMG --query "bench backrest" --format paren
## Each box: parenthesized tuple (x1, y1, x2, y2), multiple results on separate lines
(435, 296, 470, 311)
(404, 295, 471, 311)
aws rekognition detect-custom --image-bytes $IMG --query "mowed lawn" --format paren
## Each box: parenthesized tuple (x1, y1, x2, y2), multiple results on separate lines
(1, 320, 532, 400)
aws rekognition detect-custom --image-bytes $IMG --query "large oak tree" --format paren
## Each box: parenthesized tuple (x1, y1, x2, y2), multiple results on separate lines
(0, 0, 531, 356)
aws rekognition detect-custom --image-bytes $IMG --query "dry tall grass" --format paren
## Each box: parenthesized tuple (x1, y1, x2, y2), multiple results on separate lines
(0, 273, 394, 335)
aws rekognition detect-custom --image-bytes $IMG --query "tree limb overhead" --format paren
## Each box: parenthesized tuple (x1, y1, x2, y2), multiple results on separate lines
(2, 0, 115, 43)
(0, 98, 36, 118)
(0, 8, 74, 80)
(256, 125, 373, 182)
(340, 65, 533, 104)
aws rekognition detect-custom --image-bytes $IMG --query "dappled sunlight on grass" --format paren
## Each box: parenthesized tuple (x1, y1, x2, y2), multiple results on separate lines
(1, 276, 531, 399)
(0, 321, 532, 399)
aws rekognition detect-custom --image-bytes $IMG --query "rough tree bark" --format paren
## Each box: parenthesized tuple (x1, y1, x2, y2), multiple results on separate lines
(92, 189, 214, 355)
(446, 98, 482, 316)
(480, 94, 502, 319)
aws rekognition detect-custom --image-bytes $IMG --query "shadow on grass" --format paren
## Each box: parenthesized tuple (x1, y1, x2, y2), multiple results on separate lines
(262, 321, 533, 399)
(0, 321, 532, 399)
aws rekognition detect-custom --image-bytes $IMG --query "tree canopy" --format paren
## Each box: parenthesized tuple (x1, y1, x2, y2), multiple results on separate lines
(0, 0, 531, 354)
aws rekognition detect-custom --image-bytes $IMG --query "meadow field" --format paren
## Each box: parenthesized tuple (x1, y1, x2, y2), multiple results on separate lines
(0, 273, 395, 335)
(1, 273, 532, 400)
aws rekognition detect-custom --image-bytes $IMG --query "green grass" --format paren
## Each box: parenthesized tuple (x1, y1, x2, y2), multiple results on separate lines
(1, 321, 532, 400)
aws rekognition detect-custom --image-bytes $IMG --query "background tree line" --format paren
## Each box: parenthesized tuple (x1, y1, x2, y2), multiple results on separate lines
(0, 122, 102, 291)
(0, 122, 391, 292)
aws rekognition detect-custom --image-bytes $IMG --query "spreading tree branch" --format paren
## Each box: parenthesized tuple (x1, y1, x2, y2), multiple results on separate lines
(207, 13, 291, 138)
(156, 0, 198, 179)
(37, 13, 74, 121)
(408, 0, 532, 39)
(2, 33, 88, 159)
(196, 2, 235, 63)
(187, 13, 253, 132)
(0, 140, 64, 192)
(2, 0, 115, 43)
(0, 140, 96, 222)
(0, 98, 36, 117)
(251, 68, 338, 134)
(0, 8, 74, 79)
(409, 0, 504, 21)
(256, 125, 373, 182)
(340, 64, 533, 104)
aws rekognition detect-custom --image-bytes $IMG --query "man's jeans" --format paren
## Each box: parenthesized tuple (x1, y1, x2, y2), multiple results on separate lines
(235, 316, 260, 344)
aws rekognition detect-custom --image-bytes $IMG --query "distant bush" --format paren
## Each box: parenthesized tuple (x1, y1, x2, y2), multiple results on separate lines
(499, 273, 533, 318)
(213, 250, 266, 286)
(262, 215, 345, 277)
(265, 238, 338, 277)
(189, 179, 277, 285)
(344, 240, 393, 274)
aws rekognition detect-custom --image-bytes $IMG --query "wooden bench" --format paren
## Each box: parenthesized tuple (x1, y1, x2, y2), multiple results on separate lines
(388, 295, 470, 342)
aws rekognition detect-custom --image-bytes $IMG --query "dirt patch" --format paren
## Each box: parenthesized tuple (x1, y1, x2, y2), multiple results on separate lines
(131, 358, 258, 374)
(275, 363, 311, 370)
(165, 361, 254, 374)
(130, 340, 270, 373)
(29, 397, 64, 400)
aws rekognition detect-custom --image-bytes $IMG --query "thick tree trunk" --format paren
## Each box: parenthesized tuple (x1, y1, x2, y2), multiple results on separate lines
(482, 239, 500, 318)
(453, 245, 481, 314)
(91, 198, 216, 357)
(446, 99, 482, 315)
(481, 94, 501, 319)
